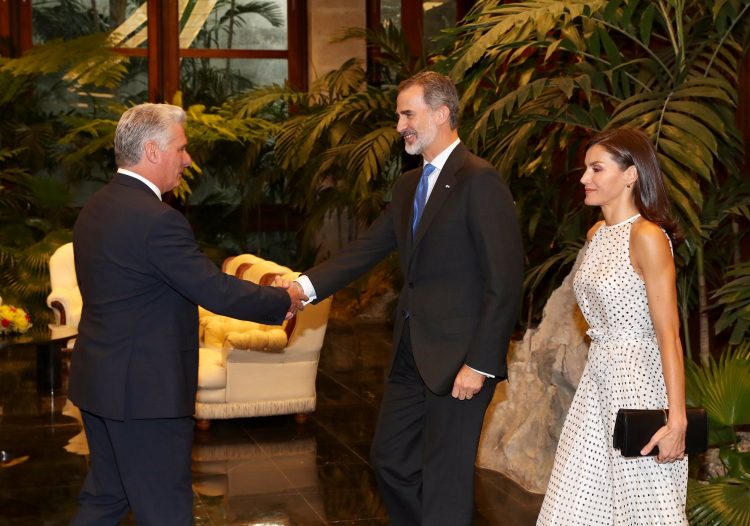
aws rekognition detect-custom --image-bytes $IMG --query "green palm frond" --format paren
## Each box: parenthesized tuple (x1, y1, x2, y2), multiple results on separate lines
(231, 83, 308, 118)
(217, 1, 285, 28)
(58, 117, 119, 165)
(1, 33, 128, 89)
(524, 239, 585, 292)
(687, 476, 750, 526)
(0, 68, 33, 106)
(343, 127, 402, 196)
(685, 344, 750, 431)
(451, 0, 607, 81)
(713, 262, 750, 344)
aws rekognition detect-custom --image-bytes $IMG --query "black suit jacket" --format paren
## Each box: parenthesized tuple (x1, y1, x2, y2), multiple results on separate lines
(306, 144, 524, 394)
(70, 173, 291, 420)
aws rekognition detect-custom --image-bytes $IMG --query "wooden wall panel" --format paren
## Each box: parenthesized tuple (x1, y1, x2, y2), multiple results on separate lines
(401, 0, 423, 59)
(288, 0, 308, 91)
(0, 0, 32, 57)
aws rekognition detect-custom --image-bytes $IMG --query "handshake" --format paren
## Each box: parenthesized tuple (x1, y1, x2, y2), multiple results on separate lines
(271, 277, 308, 320)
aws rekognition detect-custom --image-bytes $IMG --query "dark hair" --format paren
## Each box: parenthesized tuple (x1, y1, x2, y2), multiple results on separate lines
(587, 127, 680, 240)
(398, 71, 460, 130)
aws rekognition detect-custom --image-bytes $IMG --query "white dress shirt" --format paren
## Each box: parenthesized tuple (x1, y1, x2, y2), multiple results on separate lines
(118, 168, 162, 200)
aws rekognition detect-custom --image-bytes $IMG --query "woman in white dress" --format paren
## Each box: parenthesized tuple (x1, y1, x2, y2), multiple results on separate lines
(537, 127, 689, 525)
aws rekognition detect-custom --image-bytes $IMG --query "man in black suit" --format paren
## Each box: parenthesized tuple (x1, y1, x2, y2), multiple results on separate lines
(69, 103, 306, 525)
(292, 71, 524, 524)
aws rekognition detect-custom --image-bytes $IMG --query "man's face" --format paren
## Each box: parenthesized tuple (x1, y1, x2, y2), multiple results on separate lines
(396, 84, 439, 157)
(154, 123, 192, 193)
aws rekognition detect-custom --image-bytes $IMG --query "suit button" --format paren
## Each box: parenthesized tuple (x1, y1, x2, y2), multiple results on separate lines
(408, 281, 414, 288)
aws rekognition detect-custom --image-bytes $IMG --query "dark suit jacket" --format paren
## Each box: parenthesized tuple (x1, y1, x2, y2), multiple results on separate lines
(70, 173, 291, 420)
(306, 143, 524, 394)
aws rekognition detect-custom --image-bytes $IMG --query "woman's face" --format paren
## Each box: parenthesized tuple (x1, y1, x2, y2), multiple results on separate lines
(581, 144, 634, 207)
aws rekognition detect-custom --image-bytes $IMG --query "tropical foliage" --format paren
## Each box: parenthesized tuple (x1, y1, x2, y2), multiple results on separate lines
(1, 2, 749, 521)
(443, 5, 750, 520)
(444, 0, 750, 360)
(685, 344, 750, 525)
(712, 260, 750, 345)
(0, 1, 293, 322)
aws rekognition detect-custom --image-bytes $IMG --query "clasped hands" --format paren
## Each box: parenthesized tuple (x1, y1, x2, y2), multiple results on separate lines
(271, 277, 308, 320)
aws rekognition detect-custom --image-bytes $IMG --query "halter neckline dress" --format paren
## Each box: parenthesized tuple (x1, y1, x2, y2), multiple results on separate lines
(536, 213, 688, 525)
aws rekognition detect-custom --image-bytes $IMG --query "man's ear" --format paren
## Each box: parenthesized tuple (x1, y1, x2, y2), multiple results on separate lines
(144, 140, 160, 163)
(435, 106, 449, 126)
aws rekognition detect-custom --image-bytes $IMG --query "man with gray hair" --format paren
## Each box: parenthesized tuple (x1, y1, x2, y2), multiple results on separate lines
(69, 103, 306, 525)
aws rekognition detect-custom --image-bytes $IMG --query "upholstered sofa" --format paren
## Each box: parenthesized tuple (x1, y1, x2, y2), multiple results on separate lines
(194, 255, 332, 428)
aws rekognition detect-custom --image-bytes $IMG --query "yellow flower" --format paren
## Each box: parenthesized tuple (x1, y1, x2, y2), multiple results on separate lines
(0, 304, 32, 334)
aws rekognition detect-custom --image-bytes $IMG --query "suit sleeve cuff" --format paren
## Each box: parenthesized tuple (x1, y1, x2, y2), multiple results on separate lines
(295, 275, 317, 305)
(467, 365, 494, 378)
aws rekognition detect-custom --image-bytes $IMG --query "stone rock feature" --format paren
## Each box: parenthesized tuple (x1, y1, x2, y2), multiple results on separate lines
(477, 248, 590, 494)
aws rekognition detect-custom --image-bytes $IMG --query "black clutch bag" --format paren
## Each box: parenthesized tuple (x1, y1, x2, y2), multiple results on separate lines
(613, 407, 708, 457)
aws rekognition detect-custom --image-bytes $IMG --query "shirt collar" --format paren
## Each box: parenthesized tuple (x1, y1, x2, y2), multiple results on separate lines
(424, 138, 461, 172)
(117, 168, 162, 201)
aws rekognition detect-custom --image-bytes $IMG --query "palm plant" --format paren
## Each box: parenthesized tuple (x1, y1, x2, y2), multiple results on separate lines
(713, 260, 750, 345)
(230, 21, 424, 251)
(684, 343, 750, 525)
(444, 0, 750, 354)
(0, 35, 122, 323)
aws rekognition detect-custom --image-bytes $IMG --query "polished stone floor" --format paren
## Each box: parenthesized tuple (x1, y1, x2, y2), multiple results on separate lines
(0, 318, 544, 525)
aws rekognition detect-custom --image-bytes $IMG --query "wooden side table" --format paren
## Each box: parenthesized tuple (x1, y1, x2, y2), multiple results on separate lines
(0, 324, 77, 395)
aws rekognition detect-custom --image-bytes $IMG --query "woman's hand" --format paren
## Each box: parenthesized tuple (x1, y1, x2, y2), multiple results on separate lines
(641, 420, 686, 463)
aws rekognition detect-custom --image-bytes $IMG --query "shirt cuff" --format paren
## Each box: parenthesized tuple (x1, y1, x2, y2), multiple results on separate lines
(294, 275, 317, 306)
(467, 365, 494, 378)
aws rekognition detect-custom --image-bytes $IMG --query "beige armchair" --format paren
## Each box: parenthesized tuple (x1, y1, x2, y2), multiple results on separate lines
(44, 246, 331, 427)
(46, 242, 82, 328)
(195, 256, 332, 429)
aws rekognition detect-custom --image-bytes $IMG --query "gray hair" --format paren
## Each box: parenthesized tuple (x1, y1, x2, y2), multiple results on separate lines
(398, 71, 460, 130)
(114, 103, 186, 167)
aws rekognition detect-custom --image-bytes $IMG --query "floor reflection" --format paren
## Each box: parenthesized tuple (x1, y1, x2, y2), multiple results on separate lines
(0, 318, 543, 525)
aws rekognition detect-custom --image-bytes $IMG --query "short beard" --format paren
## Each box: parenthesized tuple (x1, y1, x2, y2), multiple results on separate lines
(404, 118, 438, 156)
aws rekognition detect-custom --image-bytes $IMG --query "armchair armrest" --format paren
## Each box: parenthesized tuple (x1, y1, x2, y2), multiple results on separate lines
(46, 286, 82, 327)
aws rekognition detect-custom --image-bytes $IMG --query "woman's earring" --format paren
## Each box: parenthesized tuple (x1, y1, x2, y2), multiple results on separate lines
(626, 183, 632, 188)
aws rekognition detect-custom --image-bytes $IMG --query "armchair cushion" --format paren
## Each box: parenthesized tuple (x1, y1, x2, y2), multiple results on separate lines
(198, 347, 226, 390)
(202, 315, 288, 352)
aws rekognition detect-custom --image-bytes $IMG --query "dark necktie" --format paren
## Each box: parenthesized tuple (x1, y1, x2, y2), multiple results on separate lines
(412, 163, 436, 237)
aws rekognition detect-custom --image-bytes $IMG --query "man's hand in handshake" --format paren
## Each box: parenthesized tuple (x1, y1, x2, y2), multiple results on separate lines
(271, 277, 308, 320)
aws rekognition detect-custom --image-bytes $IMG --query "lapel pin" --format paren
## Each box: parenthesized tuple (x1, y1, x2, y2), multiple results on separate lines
(445, 184, 451, 189)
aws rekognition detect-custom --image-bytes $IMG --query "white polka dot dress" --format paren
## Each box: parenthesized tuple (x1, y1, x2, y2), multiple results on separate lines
(537, 214, 688, 525)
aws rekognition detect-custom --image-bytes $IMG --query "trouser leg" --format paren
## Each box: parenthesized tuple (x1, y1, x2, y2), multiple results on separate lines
(422, 376, 496, 526)
(370, 324, 425, 526)
(71, 411, 194, 526)
(71, 410, 130, 526)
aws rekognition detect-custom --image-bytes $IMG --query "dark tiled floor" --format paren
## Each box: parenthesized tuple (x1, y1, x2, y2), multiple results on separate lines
(0, 318, 543, 525)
